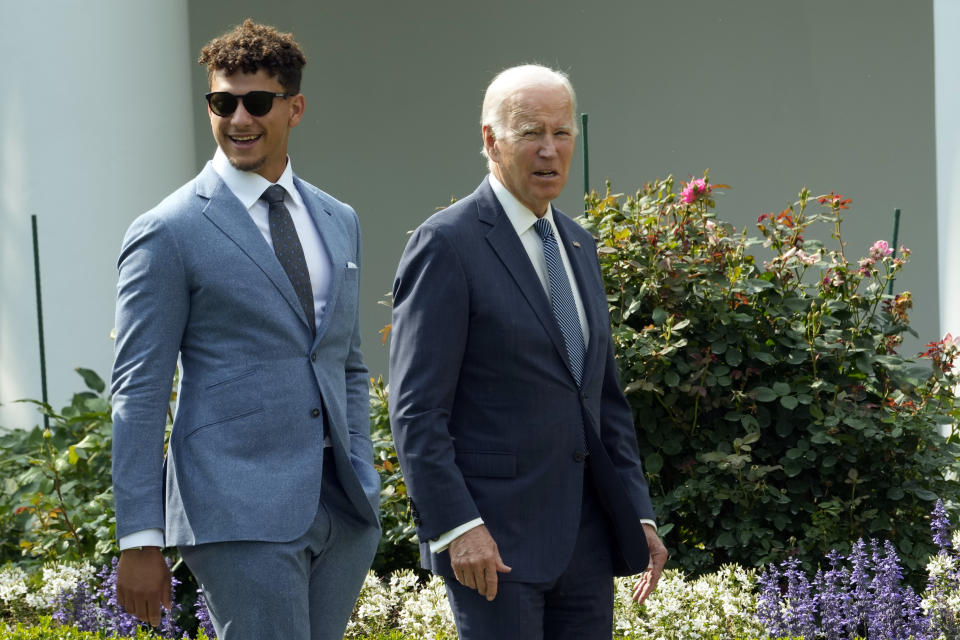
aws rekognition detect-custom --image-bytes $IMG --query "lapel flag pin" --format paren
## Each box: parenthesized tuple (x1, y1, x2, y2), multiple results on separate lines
(572, 241, 581, 248)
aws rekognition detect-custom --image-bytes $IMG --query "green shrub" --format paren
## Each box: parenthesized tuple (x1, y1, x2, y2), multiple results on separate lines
(0, 370, 117, 567)
(0, 365, 419, 579)
(0, 616, 206, 639)
(370, 378, 421, 576)
(579, 174, 960, 579)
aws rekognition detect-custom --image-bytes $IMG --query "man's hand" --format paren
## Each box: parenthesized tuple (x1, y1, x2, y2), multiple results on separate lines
(632, 523, 668, 604)
(116, 547, 172, 626)
(448, 524, 512, 601)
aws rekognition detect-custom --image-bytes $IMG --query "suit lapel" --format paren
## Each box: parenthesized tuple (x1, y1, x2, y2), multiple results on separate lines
(475, 181, 575, 381)
(196, 164, 312, 332)
(295, 177, 347, 345)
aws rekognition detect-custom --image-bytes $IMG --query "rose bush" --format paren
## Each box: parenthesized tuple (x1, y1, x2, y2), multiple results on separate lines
(578, 174, 960, 578)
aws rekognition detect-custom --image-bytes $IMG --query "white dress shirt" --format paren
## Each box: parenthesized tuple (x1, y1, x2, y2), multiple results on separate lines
(118, 151, 331, 551)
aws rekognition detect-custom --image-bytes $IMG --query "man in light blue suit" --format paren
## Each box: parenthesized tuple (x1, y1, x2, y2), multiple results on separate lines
(110, 20, 379, 639)
(390, 65, 668, 639)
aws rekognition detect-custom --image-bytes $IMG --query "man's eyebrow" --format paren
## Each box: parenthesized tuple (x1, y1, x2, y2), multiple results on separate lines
(512, 121, 542, 133)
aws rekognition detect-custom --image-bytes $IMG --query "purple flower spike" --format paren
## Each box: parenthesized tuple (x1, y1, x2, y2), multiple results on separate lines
(782, 557, 818, 639)
(195, 588, 218, 638)
(932, 499, 952, 554)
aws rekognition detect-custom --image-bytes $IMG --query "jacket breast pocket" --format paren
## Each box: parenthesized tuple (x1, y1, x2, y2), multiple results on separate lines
(455, 451, 517, 478)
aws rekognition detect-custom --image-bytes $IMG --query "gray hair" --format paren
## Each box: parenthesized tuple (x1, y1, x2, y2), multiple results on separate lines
(480, 64, 578, 166)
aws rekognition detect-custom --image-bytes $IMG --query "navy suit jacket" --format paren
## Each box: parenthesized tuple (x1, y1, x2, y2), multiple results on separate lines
(389, 178, 654, 582)
(111, 162, 380, 548)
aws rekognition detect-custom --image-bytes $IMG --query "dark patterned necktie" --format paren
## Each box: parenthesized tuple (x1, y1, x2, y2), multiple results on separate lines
(534, 218, 585, 386)
(261, 185, 315, 336)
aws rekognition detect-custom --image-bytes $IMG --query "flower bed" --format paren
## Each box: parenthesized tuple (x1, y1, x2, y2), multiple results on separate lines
(4, 501, 960, 639)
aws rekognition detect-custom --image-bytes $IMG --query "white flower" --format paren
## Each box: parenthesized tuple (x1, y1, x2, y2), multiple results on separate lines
(23, 561, 95, 611)
(345, 571, 395, 638)
(0, 565, 29, 605)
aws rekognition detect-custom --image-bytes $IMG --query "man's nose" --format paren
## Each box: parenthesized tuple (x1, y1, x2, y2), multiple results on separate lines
(229, 102, 255, 125)
(539, 135, 558, 157)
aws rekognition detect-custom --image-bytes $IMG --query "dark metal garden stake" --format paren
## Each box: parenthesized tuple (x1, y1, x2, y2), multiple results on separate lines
(581, 112, 589, 209)
(31, 214, 49, 429)
(887, 208, 901, 296)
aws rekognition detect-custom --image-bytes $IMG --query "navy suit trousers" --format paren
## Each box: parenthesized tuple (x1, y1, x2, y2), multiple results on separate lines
(445, 471, 616, 640)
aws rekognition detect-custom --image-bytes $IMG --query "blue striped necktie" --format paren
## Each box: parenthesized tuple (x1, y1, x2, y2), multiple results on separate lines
(534, 217, 585, 386)
(261, 185, 315, 336)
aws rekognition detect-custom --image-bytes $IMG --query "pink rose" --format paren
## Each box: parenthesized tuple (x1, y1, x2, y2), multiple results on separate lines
(681, 178, 710, 204)
(869, 240, 893, 260)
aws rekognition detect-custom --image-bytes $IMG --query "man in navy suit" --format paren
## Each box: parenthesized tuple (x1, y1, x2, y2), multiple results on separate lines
(389, 64, 668, 639)
(110, 20, 379, 639)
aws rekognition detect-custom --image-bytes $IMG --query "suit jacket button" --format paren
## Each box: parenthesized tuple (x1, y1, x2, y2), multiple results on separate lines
(311, 352, 317, 362)
(573, 451, 587, 462)
(311, 408, 321, 418)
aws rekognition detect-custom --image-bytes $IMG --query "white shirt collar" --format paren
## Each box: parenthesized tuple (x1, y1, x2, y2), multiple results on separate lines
(487, 173, 556, 237)
(212, 147, 304, 210)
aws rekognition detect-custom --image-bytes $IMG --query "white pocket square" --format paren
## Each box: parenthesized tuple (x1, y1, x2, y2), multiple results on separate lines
(346, 261, 358, 269)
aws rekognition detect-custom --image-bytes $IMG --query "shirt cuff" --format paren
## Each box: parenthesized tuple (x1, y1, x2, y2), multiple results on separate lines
(119, 529, 165, 551)
(640, 519, 657, 532)
(429, 518, 484, 553)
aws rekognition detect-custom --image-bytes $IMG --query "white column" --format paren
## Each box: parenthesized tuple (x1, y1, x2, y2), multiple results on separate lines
(0, 1, 196, 430)
(936, 0, 960, 343)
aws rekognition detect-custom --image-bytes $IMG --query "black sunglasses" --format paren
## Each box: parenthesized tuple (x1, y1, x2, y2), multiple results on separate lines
(204, 91, 291, 117)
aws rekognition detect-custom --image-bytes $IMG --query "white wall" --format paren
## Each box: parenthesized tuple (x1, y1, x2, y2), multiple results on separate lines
(188, 0, 940, 379)
(0, 1, 944, 431)
(936, 0, 960, 342)
(0, 1, 196, 430)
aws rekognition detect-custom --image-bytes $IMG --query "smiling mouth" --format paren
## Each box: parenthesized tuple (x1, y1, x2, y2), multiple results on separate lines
(229, 134, 262, 143)
(534, 170, 558, 177)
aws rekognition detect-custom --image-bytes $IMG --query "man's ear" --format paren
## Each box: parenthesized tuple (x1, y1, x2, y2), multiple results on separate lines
(288, 94, 306, 128)
(482, 125, 499, 162)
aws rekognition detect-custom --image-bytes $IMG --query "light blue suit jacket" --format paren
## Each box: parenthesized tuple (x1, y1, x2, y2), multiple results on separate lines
(111, 162, 379, 547)
(390, 179, 653, 583)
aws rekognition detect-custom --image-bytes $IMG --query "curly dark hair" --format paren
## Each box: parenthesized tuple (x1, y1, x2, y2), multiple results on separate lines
(198, 19, 306, 94)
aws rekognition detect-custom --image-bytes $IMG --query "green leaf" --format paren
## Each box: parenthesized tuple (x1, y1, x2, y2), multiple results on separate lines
(664, 371, 680, 387)
(754, 386, 777, 402)
(624, 298, 643, 319)
(825, 299, 849, 311)
(772, 382, 791, 396)
(652, 307, 668, 325)
(855, 355, 874, 375)
(783, 296, 810, 312)
(75, 367, 106, 393)
(640, 452, 662, 475)
(753, 351, 777, 365)
(844, 416, 874, 431)
(780, 396, 799, 410)
(662, 438, 683, 456)
(83, 397, 110, 414)
(746, 278, 775, 291)
(725, 350, 743, 366)
(716, 531, 736, 547)
(783, 459, 803, 477)
(775, 419, 795, 437)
